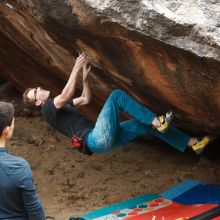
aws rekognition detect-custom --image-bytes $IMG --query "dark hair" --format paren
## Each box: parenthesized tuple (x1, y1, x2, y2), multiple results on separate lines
(0, 102, 14, 136)
(22, 88, 35, 107)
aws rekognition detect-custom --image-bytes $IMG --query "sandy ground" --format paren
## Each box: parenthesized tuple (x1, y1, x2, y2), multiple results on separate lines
(1, 82, 220, 220)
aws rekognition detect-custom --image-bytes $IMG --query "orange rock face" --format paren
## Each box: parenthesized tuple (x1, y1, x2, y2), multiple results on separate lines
(0, 1, 219, 134)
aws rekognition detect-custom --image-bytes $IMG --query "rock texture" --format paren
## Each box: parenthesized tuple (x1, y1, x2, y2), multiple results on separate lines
(0, 0, 219, 134)
(84, 0, 220, 60)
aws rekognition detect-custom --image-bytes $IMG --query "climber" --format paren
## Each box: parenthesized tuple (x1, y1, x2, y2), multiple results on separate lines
(22, 53, 216, 155)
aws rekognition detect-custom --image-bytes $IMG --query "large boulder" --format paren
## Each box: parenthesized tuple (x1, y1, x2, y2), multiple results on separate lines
(0, 0, 219, 134)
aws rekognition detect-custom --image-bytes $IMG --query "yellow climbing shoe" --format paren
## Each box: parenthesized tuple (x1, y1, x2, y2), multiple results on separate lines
(191, 135, 218, 155)
(155, 111, 174, 133)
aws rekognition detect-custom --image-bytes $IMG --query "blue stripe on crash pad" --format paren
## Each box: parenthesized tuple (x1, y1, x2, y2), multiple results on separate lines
(161, 179, 200, 200)
(83, 194, 159, 219)
(173, 183, 220, 205)
(161, 179, 220, 205)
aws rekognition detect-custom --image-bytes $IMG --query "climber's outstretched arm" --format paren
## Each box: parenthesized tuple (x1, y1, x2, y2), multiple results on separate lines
(54, 53, 88, 109)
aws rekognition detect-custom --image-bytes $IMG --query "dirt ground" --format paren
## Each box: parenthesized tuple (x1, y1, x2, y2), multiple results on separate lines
(1, 82, 220, 220)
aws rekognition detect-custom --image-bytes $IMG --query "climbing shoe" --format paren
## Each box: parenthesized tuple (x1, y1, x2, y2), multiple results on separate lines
(154, 111, 174, 133)
(191, 135, 218, 155)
